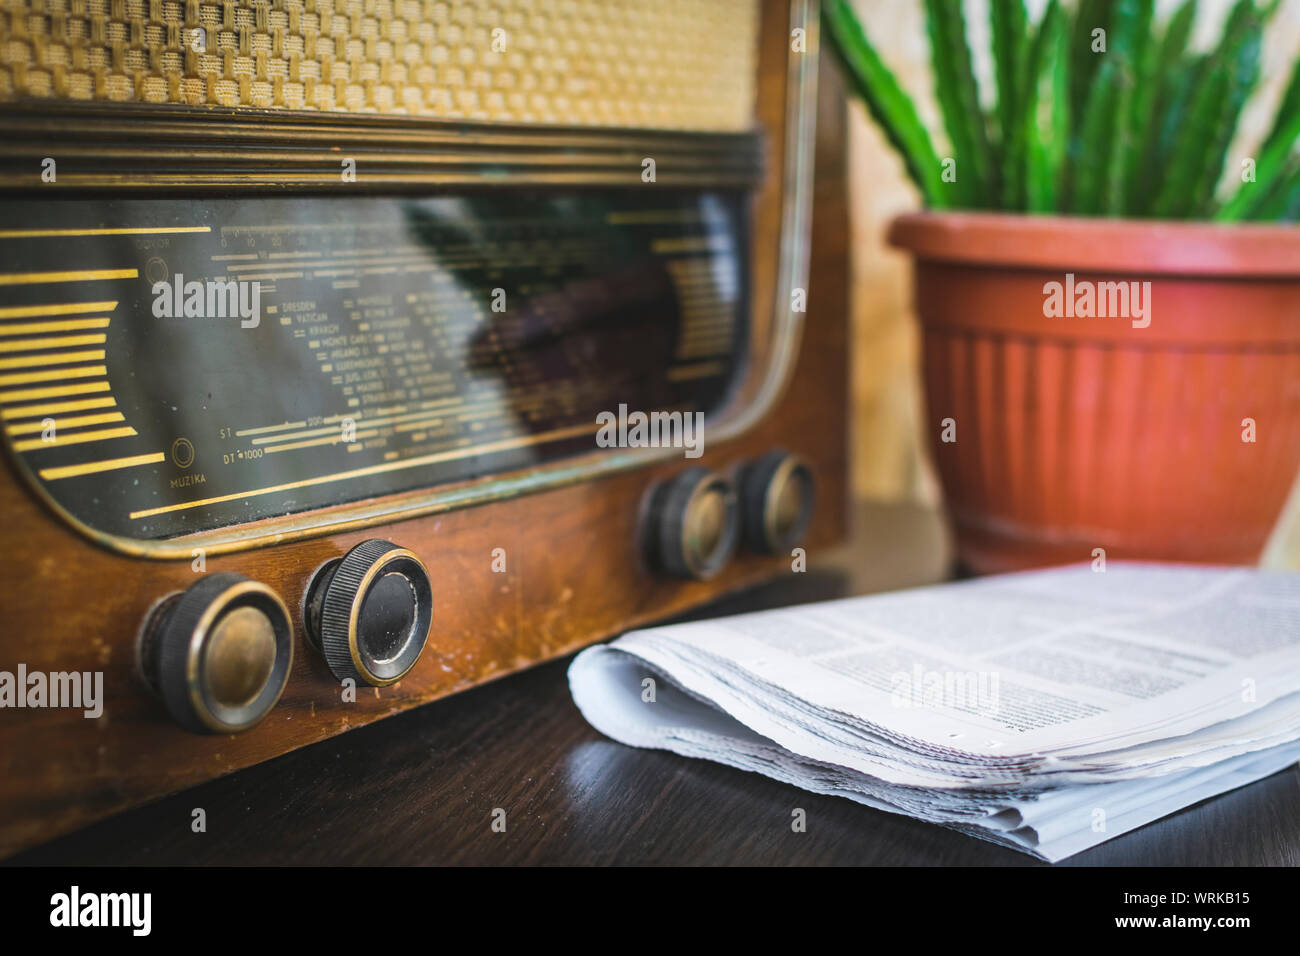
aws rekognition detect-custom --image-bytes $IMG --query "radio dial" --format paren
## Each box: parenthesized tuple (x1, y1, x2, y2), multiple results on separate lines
(305, 540, 434, 687)
(740, 451, 816, 553)
(138, 573, 294, 734)
(647, 468, 740, 580)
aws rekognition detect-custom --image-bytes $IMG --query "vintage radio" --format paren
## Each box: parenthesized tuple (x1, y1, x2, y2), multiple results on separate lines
(0, 0, 847, 855)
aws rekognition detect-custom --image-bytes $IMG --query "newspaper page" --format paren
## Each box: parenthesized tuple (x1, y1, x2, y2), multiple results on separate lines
(568, 563, 1300, 860)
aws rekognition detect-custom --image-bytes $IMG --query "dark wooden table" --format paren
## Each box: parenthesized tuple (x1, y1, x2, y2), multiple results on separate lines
(12, 503, 1300, 866)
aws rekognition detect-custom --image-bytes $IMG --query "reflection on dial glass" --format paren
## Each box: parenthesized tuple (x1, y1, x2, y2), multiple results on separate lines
(0, 192, 748, 540)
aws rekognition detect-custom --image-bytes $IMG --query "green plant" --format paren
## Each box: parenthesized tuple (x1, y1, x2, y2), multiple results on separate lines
(824, 0, 1300, 220)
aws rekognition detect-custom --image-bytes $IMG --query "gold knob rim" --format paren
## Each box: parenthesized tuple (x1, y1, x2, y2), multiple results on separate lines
(346, 547, 433, 687)
(653, 467, 740, 580)
(761, 454, 815, 553)
(186, 579, 294, 734)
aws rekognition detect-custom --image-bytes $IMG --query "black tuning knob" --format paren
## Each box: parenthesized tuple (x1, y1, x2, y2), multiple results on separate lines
(740, 450, 815, 553)
(304, 539, 433, 687)
(646, 467, 740, 580)
(138, 573, 294, 734)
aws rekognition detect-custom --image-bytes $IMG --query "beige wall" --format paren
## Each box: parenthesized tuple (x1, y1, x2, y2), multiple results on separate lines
(845, 0, 1300, 569)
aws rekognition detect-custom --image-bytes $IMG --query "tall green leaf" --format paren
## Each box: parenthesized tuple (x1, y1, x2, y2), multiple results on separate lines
(923, 0, 995, 206)
(1117, 0, 1156, 208)
(823, 0, 949, 206)
(1152, 0, 1263, 218)
(1260, 55, 1300, 158)
(1065, 0, 1144, 213)
(1061, 0, 1122, 207)
(1278, 168, 1300, 220)
(1101, 0, 1148, 214)
(1191, 23, 1263, 216)
(1025, 0, 1066, 212)
(1151, 65, 1233, 216)
(1136, 52, 1206, 214)
(1234, 156, 1300, 218)
(991, 0, 1029, 208)
(1070, 60, 1124, 213)
(1127, 0, 1198, 212)
(1069, 0, 1117, 129)
(1218, 108, 1300, 219)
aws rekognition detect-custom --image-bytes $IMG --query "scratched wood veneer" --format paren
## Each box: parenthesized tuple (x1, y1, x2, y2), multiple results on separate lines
(0, 5, 850, 857)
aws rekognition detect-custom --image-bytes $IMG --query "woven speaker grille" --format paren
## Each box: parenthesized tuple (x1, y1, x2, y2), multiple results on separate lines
(0, 0, 759, 130)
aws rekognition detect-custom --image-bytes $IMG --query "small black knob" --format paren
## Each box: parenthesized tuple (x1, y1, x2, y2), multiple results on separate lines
(646, 467, 739, 580)
(304, 539, 433, 687)
(138, 573, 293, 734)
(740, 450, 815, 553)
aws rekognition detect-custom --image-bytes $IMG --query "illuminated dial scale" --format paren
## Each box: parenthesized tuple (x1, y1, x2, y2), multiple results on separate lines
(0, 193, 747, 542)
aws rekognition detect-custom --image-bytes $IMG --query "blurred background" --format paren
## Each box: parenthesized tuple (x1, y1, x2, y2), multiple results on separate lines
(842, 0, 1300, 568)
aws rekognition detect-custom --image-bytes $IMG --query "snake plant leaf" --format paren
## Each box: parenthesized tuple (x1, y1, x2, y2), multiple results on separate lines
(1152, 65, 1233, 217)
(1138, 52, 1208, 215)
(991, 0, 1029, 208)
(923, 0, 995, 206)
(1100, 0, 1147, 214)
(1260, 55, 1300, 159)
(1064, 0, 1143, 215)
(1218, 108, 1300, 219)
(823, 0, 1298, 221)
(1062, 0, 1132, 209)
(1235, 156, 1300, 219)
(1070, 60, 1125, 213)
(1117, 0, 1156, 208)
(1127, 0, 1198, 212)
(1069, 0, 1118, 132)
(1153, 0, 1262, 218)
(823, 0, 949, 207)
(1190, 20, 1263, 217)
(1279, 167, 1300, 220)
(1025, 0, 1066, 211)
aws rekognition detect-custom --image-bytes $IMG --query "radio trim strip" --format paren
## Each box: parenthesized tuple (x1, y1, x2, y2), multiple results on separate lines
(0, 104, 763, 191)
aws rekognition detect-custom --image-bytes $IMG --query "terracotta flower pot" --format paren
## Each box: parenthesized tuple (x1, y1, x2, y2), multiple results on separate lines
(888, 212, 1300, 574)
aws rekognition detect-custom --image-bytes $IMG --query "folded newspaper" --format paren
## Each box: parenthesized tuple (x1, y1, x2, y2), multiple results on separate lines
(568, 564, 1300, 861)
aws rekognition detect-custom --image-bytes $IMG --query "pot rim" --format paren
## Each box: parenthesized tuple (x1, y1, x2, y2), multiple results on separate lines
(888, 211, 1300, 278)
